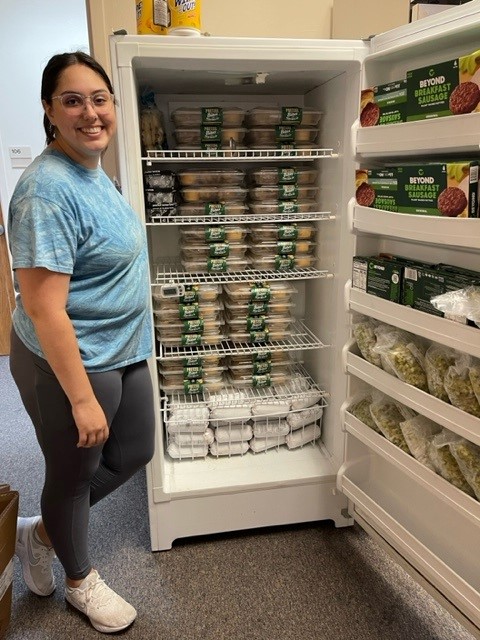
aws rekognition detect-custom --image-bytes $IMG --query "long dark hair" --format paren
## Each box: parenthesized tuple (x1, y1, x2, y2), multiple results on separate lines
(41, 51, 114, 145)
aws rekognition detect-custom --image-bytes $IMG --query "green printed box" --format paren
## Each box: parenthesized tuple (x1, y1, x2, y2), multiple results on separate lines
(360, 80, 407, 127)
(352, 256, 402, 302)
(394, 161, 478, 217)
(355, 169, 398, 211)
(407, 49, 480, 121)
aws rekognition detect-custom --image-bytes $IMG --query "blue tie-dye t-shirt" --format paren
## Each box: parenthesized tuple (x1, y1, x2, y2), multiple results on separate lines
(8, 147, 152, 372)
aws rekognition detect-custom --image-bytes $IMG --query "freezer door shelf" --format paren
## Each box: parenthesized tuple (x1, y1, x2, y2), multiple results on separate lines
(338, 439, 480, 636)
(351, 203, 480, 250)
(349, 287, 480, 359)
(355, 112, 480, 158)
(346, 351, 480, 447)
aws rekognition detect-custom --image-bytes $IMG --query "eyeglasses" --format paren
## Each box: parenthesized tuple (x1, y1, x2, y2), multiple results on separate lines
(51, 91, 114, 115)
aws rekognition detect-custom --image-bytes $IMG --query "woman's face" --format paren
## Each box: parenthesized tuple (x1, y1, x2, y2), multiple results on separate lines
(43, 63, 116, 169)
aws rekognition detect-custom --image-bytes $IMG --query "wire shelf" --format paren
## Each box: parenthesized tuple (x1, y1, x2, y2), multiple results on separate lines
(156, 320, 328, 360)
(147, 211, 335, 225)
(161, 363, 329, 409)
(143, 148, 337, 163)
(151, 262, 331, 286)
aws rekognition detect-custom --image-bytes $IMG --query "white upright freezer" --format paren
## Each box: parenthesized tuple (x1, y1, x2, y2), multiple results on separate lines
(109, 3, 480, 636)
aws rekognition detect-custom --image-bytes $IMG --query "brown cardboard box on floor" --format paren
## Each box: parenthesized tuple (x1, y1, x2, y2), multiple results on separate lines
(0, 486, 18, 640)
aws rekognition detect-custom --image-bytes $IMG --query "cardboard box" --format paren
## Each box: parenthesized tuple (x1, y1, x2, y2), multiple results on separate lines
(407, 47, 480, 121)
(394, 161, 479, 217)
(410, 4, 458, 21)
(0, 488, 18, 640)
(352, 256, 403, 302)
(355, 169, 398, 211)
(360, 79, 407, 127)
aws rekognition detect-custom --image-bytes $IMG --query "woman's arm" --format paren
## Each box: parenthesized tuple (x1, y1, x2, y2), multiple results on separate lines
(16, 267, 109, 448)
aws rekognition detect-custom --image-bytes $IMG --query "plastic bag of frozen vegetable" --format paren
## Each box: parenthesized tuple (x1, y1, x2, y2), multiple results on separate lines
(449, 438, 480, 501)
(352, 315, 382, 367)
(369, 392, 411, 454)
(424, 344, 456, 403)
(373, 326, 428, 391)
(348, 392, 380, 433)
(399, 414, 442, 471)
(427, 429, 475, 496)
(444, 353, 480, 418)
(469, 359, 480, 406)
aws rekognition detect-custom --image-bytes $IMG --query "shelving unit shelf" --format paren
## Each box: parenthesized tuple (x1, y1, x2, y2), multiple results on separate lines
(144, 148, 337, 163)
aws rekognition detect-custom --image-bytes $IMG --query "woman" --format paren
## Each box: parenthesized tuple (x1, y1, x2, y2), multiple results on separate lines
(8, 51, 155, 634)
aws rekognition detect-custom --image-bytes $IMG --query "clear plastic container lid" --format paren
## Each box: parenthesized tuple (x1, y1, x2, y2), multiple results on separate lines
(171, 107, 246, 128)
(159, 365, 226, 380)
(175, 144, 248, 155)
(225, 312, 293, 331)
(247, 200, 318, 215)
(246, 127, 318, 145)
(249, 240, 316, 256)
(156, 329, 226, 347)
(249, 223, 315, 242)
(177, 202, 249, 216)
(245, 107, 322, 127)
(152, 283, 221, 304)
(181, 186, 248, 203)
(180, 225, 250, 243)
(181, 243, 248, 260)
(224, 299, 295, 316)
(160, 353, 223, 370)
(249, 167, 317, 186)
(249, 186, 318, 202)
(177, 169, 245, 187)
(152, 302, 224, 321)
(181, 257, 250, 273)
(223, 281, 297, 302)
(174, 128, 247, 146)
(227, 328, 292, 344)
(227, 370, 290, 388)
(227, 352, 292, 366)
(250, 255, 316, 270)
(155, 317, 224, 334)
(160, 374, 225, 394)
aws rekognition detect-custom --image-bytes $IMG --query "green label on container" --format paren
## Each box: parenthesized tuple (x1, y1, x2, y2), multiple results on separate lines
(205, 226, 226, 242)
(183, 366, 203, 379)
(275, 125, 296, 141)
(279, 201, 299, 214)
(205, 202, 225, 215)
(183, 379, 203, 394)
(247, 301, 269, 315)
(201, 107, 223, 125)
(252, 373, 272, 388)
(277, 224, 298, 240)
(201, 126, 222, 142)
(182, 318, 204, 333)
(207, 258, 228, 272)
(278, 184, 299, 199)
(201, 142, 221, 150)
(180, 286, 199, 304)
(278, 167, 298, 183)
(253, 361, 272, 375)
(181, 333, 202, 346)
(247, 315, 266, 331)
(275, 256, 295, 271)
(253, 351, 271, 363)
(281, 107, 302, 125)
(276, 241, 296, 255)
(250, 284, 271, 302)
(182, 356, 203, 367)
(249, 329, 270, 343)
(208, 242, 229, 257)
(178, 302, 199, 320)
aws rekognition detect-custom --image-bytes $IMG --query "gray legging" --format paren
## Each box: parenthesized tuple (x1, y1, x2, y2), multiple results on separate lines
(9, 329, 155, 580)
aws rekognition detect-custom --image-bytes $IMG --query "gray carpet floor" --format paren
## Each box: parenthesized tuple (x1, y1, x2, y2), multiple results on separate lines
(0, 355, 476, 640)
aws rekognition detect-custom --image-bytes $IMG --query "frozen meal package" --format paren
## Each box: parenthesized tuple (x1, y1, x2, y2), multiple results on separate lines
(210, 441, 249, 457)
(286, 404, 324, 431)
(285, 423, 321, 449)
(444, 353, 480, 418)
(373, 326, 428, 391)
(469, 359, 480, 404)
(369, 393, 412, 453)
(250, 435, 287, 453)
(431, 285, 480, 328)
(399, 415, 442, 470)
(424, 344, 457, 403)
(427, 430, 475, 496)
(171, 428, 215, 446)
(167, 442, 208, 459)
(253, 419, 290, 437)
(214, 424, 253, 443)
(449, 438, 480, 500)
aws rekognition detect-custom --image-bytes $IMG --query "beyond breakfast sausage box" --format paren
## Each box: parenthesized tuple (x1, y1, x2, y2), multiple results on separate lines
(406, 48, 480, 121)
(360, 79, 407, 127)
(355, 169, 398, 211)
(394, 161, 479, 217)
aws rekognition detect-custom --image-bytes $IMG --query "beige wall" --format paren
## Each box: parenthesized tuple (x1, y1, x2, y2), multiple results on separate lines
(331, 0, 410, 39)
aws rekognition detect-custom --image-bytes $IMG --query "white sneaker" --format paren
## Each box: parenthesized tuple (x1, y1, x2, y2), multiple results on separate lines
(15, 516, 56, 596)
(65, 569, 137, 633)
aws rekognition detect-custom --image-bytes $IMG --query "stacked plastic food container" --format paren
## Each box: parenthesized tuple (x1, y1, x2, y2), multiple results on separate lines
(143, 169, 178, 219)
(171, 107, 247, 151)
(245, 106, 322, 151)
